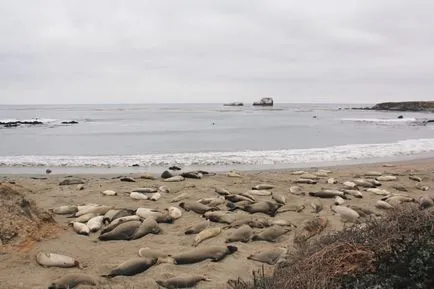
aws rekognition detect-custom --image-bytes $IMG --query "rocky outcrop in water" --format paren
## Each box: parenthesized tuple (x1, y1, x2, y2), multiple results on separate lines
(253, 97, 274, 106)
(223, 102, 244, 106)
(0, 120, 43, 128)
(370, 101, 434, 112)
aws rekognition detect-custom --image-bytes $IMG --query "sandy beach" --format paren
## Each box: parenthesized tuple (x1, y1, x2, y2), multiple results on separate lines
(0, 159, 433, 289)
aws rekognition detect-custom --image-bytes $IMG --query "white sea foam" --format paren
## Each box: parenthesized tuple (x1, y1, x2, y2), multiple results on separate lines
(1, 138, 434, 168)
(341, 118, 418, 123)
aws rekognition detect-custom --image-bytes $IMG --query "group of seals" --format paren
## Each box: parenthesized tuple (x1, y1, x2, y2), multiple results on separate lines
(42, 167, 432, 288)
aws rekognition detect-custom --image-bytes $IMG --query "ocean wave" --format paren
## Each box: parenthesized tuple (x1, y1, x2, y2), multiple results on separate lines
(341, 117, 418, 123)
(1, 139, 434, 168)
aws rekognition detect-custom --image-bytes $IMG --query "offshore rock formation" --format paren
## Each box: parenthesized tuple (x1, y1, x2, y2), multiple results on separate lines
(370, 101, 434, 112)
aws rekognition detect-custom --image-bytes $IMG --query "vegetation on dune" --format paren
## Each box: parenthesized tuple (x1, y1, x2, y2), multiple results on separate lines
(228, 204, 434, 289)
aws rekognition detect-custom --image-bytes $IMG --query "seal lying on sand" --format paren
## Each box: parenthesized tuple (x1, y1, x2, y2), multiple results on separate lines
(170, 245, 238, 264)
(48, 274, 96, 289)
(247, 247, 288, 265)
(156, 275, 210, 288)
(101, 257, 157, 278)
(36, 252, 80, 268)
(98, 220, 141, 241)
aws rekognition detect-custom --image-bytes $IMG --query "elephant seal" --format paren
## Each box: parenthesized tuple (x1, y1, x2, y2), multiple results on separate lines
(99, 220, 141, 241)
(36, 252, 80, 268)
(243, 201, 281, 217)
(353, 179, 377, 188)
(101, 257, 157, 278)
(51, 205, 78, 215)
(419, 195, 434, 210)
(100, 215, 140, 234)
(224, 217, 270, 229)
(252, 184, 274, 190)
(247, 190, 272, 196)
(294, 178, 317, 184)
(376, 175, 397, 181)
(150, 192, 161, 201)
(101, 190, 117, 196)
(167, 206, 182, 219)
(163, 176, 185, 182)
(170, 192, 191, 203)
(170, 245, 238, 264)
(156, 275, 210, 288)
(271, 192, 286, 204)
(334, 196, 345, 205)
(252, 227, 291, 242)
(215, 187, 231, 196)
(193, 227, 222, 246)
(71, 222, 90, 236)
(247, 247, 287, 265)
(179, 201, 218, 214)
(131, 217, 160, 240)
(130, 192, 149, 200)
(225, 194, 254, 203)
(159, 185, 170, 193)
(72, 213, 97, 223)
(48, 274, 96, 289)
(181, 171, 202, 179)
(376, 200, 394, 210)
(310, 199, 323, 213)
(185, 220, 210, 234)
(408, 176, 422, 182)
(225, 225, 252, 243)
(87, 216, 104, 233)
(331, 205, 360, 223)
(343, 189, 363, 198)
(327, 178, 338, 184)
(133, 187, 157, 193)
(198, 196, 226, 207)
(138, 247, 175, 264)
(203, 211, 236, 224)
(343, 181, 357, 188)
(73, 205, 113, 218)
(367, 188, 391, 196)
(136, 208, 174, 223)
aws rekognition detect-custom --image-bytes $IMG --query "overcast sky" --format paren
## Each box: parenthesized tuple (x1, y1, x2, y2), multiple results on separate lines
(1, 0, 433, 104)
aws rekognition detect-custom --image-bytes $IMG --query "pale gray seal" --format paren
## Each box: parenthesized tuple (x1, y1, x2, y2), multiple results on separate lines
(179, 201, 218, 214)
(184, 220, 210, 234)
(247, 247, 287, 265)
(252, 227, 291, 242)
(193, 227, 222, 246)
(225, 225, 252, 243)
(36, 252, 80, 268)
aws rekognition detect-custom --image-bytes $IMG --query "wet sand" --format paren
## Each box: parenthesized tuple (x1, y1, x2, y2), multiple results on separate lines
(0, 159, 433, 289)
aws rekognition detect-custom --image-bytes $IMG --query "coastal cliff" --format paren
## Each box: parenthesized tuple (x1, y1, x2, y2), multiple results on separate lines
(370, 101, 434, 112)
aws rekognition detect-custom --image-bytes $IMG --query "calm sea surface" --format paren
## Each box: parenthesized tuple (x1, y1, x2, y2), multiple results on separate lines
(1, 103, 433, 173)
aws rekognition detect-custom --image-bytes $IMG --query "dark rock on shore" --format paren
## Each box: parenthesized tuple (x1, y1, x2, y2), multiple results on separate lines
(161, 170, 173, 179)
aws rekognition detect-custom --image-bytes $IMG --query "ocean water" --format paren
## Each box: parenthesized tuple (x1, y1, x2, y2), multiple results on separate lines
(0, 103, 433, 173)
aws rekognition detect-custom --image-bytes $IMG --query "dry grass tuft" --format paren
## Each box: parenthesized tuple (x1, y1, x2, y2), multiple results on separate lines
(228, 204, 433, 289)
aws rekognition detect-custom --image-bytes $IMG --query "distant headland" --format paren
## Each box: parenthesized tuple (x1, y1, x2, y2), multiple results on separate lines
(354, 101, 434, 112)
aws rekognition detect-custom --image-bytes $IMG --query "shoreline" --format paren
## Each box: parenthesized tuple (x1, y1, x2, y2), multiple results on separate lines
(1, 153, 434, 176)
